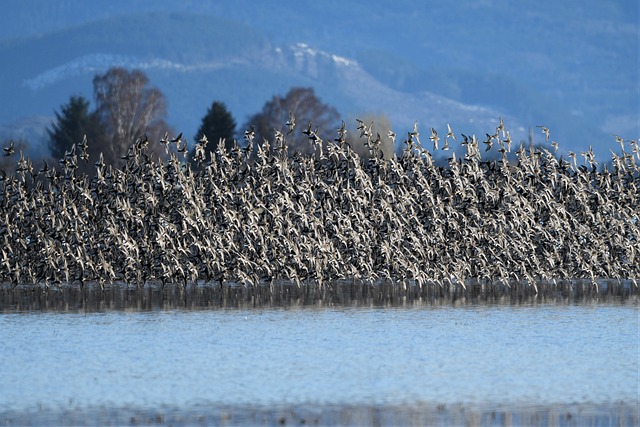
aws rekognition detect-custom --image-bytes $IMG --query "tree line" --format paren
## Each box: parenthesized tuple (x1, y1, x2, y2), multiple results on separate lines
(41, 67, 393, 173)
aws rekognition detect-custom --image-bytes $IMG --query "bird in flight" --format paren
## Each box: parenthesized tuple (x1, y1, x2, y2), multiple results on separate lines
(286, 112, 296, 135)
(537, 125, 550, 142)
(3, 140, 14, 157)
(429, 127, 439, 150)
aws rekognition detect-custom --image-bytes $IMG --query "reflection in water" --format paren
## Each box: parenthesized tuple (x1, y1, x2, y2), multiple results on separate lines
(0, 279, 636, 312)
(0, 401, 636, 426)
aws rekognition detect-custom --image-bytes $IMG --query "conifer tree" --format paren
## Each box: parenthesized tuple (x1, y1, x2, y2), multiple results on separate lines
(192, 101, 237, 160)
(47, 95, 103, 160)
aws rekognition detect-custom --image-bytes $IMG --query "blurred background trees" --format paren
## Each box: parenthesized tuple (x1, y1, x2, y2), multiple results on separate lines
(242, 87, 340, 156)
(47, 67, 170, 168)
(43, 76, 350, 171)
(345, 113, 395, 160)
(93, 67, 169, 163)
(48, 95, 104, 161)
(190, 101, 236, 163)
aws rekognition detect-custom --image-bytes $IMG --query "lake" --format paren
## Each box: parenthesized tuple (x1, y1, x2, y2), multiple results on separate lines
(0, 294, 637, 426)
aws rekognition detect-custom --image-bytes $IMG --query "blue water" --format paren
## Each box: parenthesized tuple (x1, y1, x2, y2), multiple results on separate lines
(0, 303, 637, 416)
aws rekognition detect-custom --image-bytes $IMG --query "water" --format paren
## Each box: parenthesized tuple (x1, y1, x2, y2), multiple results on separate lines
(0, 302, 637, 425)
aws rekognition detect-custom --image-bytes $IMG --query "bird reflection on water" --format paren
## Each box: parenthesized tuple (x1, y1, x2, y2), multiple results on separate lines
(0, 119, 638, 300)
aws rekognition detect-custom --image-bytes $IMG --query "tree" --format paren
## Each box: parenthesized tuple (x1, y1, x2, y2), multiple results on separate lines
(191, 101, 237, 161)
(47, 95, 104, 161)
(345, 113, 395, 160)
(242, 87, 340, 155)
(93, 67, 169, 164)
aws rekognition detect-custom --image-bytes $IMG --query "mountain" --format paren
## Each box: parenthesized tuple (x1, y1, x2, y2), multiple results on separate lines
(0, 1, 636, 162)
(0, 12, 519, 156)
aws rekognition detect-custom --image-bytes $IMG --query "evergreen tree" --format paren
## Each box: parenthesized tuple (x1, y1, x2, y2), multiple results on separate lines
(192, 101, 237, 160)
(47, 95, 103, 160)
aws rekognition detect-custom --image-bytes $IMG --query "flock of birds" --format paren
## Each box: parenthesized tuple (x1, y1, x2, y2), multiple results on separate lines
(0, 117, 638, 295)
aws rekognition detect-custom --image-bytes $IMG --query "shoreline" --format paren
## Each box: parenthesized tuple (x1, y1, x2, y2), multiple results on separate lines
(1, 278, 637, 311)
(1, 400, 636, 426)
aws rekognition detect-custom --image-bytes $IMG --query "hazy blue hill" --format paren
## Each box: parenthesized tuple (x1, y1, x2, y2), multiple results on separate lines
(0, 10, 521, 154)
(0, 12, 270, 145)
(0, 11, 268, 72)
(354, 50, 606, 155)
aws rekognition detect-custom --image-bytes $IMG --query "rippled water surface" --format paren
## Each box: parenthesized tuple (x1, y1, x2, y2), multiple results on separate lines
(1, 303, 637, 419)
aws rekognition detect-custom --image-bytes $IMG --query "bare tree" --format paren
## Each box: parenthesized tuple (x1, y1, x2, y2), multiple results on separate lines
(242, 87, 340, 155)
(93, 67, 170, 164)
(345, 113, 396, 160)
